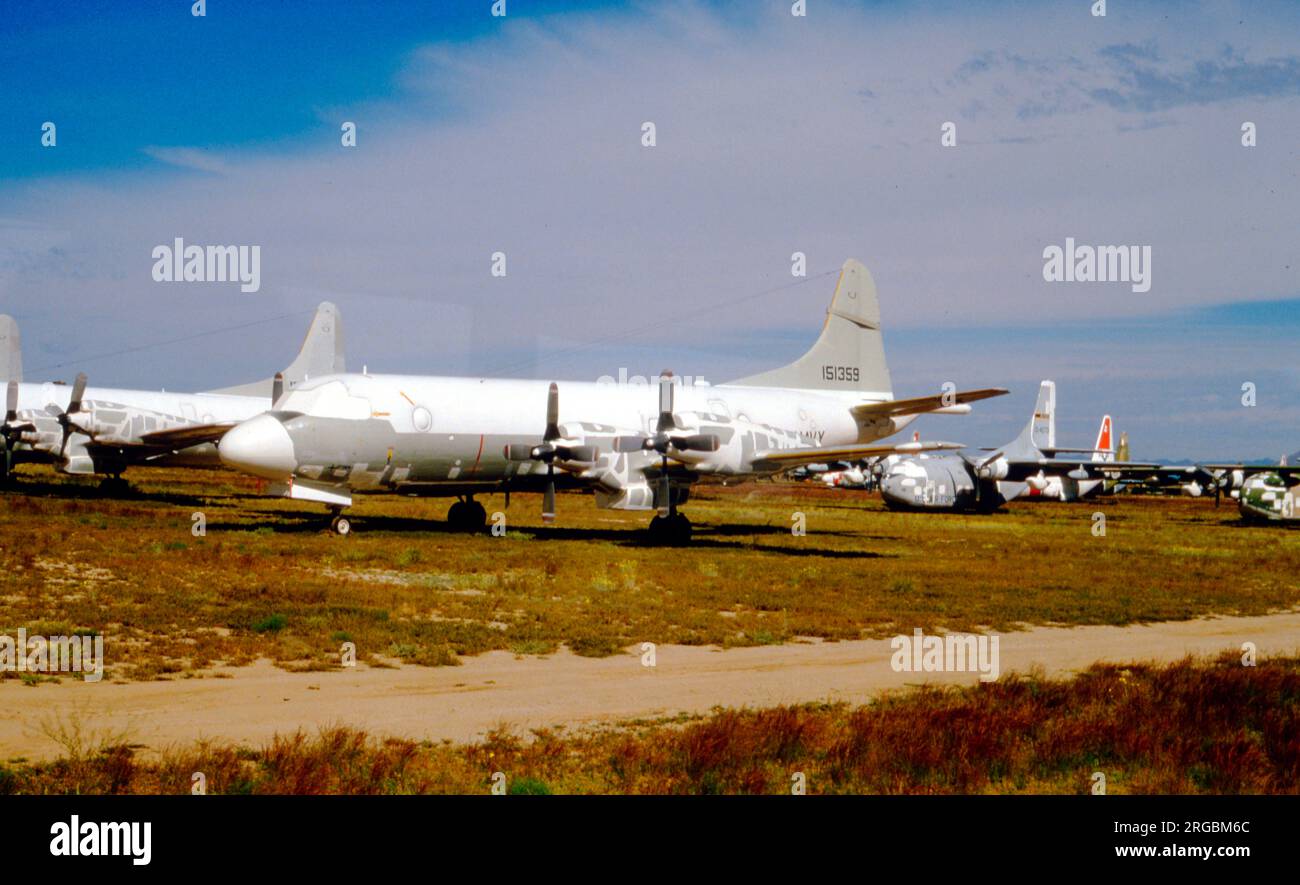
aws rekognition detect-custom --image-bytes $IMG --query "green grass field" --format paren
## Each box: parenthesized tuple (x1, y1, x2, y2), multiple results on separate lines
(1, 464, 1297, 682)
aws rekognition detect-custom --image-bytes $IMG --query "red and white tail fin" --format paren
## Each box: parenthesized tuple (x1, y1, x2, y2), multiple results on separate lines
(1092, 415, 1114, 463)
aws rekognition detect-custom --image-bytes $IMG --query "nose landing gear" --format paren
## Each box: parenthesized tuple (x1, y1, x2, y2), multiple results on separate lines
(328, 507, 351, 535)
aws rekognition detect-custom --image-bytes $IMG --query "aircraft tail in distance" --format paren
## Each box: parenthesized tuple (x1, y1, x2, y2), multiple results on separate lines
(1006, 380, 1055, 456)
(0, 315, 21, 384)
(1091, 415, 1114, 463)
(207, 302, 344, 401)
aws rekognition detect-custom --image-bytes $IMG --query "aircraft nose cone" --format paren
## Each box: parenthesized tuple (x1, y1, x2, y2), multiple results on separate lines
(219, 413, 296, 480)
(878, 476, 907, 505)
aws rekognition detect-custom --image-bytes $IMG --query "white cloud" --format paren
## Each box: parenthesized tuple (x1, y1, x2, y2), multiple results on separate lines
(1, 0, 1297, 456)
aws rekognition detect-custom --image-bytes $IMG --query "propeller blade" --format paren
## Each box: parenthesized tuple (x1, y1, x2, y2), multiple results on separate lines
(656, 372, 675, 433)
(544, 382, 560, 441)
(671, 434, 719, 453)
(67, 372, 88, 414)
(5, 380, 16, 418)
(542, 464, 556, 524)
(658, 459, 671, 517)
(271, 372, 284, 406)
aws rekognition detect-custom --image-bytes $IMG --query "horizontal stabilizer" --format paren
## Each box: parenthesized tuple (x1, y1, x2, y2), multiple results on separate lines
(139, 422, 238, 449)
(851, 388, 1008, 420)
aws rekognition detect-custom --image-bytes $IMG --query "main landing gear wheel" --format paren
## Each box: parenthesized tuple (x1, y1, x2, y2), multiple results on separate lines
(328, 509, 352, 535)
(447, 498, 488, 533)
(648, 513, 692, 544)
(99, 476, 131, 495)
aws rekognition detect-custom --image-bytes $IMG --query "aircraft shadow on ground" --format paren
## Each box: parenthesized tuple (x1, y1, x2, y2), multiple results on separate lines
(0, 480, 243, 508)
(205, 512, 898, 557)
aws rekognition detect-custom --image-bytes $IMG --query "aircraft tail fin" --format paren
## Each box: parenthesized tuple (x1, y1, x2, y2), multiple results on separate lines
(207, 302, 344, 400)
(0, 315, 21, 384)
(1008, 380, 1055, 455)
(1092, 415, 1114, 463)
(725, 258, 892, 396)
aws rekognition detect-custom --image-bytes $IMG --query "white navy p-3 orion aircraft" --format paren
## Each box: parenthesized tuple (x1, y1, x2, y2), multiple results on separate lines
(0, 304, 343, 488)
(217, 259, 1006, 540)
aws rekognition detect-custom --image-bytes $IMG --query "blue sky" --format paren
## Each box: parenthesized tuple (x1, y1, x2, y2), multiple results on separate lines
(1, 0, 1298, 459)
(1, 0, 609, 176)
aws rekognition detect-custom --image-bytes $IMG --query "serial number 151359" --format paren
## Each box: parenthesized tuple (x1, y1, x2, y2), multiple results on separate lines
(822, 365, 860, 382)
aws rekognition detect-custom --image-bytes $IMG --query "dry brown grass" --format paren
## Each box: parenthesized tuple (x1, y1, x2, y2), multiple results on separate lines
(1, 464, 1297, 681)
(3, 653, 1296, 794)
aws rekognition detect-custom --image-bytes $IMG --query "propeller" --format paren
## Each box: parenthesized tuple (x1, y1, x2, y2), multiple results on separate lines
(53, 372, 89, 457)
(2, 381, 36, 481)
(613, 372, 719, 517)
(503, 382, 599, 523)
(966, 449, 1004, 479)
(961, 449, 1005, 509)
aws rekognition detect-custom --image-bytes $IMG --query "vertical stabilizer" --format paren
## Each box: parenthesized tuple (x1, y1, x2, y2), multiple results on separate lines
(1091, 416, 1114, 463)
(0, 315, 21, 384)
(1006, 380, 1055, 457)
(207, 302, 344, 400)
(726, 258, 892, 396)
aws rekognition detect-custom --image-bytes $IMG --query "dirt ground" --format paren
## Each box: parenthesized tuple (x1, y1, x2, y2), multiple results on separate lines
(5, 610, 1298, 762)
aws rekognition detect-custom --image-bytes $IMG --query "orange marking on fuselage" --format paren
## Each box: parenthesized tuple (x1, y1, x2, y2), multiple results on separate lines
(470, 434, 485, 476)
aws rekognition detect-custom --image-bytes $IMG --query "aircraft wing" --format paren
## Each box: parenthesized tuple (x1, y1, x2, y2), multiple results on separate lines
(997, 458, 1165, 481)
(1125, 465, 1213, 483)
(850, 388, 1008, 420)
(138, 422, 239, 449)
(751, 440, 964, 472)
(1201, 463, 1300, 480)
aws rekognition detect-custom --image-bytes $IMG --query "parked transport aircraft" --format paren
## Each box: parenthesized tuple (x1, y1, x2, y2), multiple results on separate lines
(216, 259, 1005, 540)
(878, 381, 1160, 511)
(1200, 457, 1300, 523)
(0, 304, 343, 488)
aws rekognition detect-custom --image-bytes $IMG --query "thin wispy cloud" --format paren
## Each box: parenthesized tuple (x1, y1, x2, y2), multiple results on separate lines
(141, 146, 231, 175)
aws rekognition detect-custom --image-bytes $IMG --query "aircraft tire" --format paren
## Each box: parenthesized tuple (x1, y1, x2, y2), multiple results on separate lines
(648, 513, 692, 544)
(447, 499, 487, 533)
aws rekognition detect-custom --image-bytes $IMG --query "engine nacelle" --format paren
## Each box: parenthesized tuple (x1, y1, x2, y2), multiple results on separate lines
(977, 457, 1009, 481)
